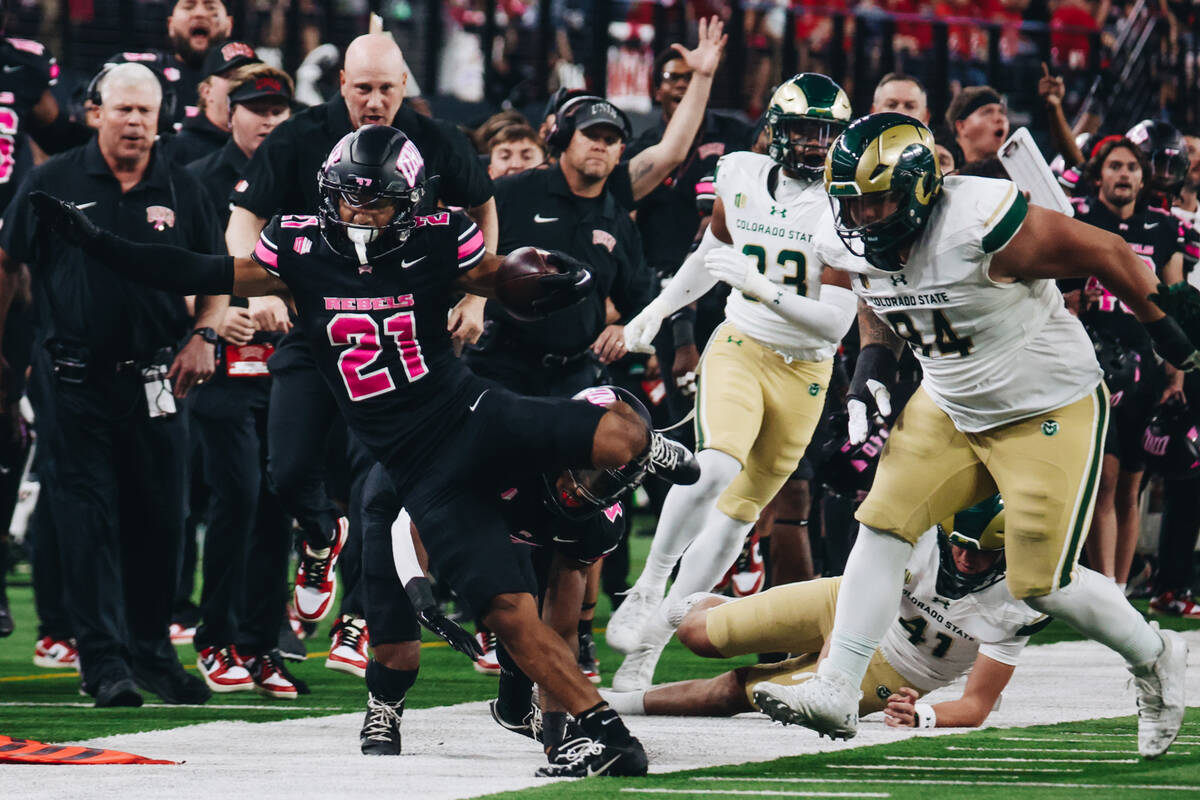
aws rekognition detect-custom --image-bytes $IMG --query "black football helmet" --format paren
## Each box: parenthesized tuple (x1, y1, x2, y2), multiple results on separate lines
(543, 386, 653, 520)
(820, 410, 889, 500)
(1088, 328, 1141, 408)
(1126, 119, 1189, 196)
(1143, 399, 1200, 479)
(317, 125, 433, 265)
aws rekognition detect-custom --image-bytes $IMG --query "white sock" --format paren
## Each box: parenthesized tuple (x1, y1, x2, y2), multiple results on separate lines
(664, 508, 754, 604)
(635, 449, 743, 595)
(1025, 567, 1163, 666)
(600, 688, 646, 715)
(823, 524, 913, 685)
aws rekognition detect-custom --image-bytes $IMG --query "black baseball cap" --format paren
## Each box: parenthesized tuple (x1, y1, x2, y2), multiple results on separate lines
(228, 72, 293, 105)
(573, 99, 630, 141)
(203, 39, 259, 78)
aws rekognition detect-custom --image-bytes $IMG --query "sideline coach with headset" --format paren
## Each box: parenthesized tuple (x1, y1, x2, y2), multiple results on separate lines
(472, 97, 654, 397)
(0, 63, 226, 707)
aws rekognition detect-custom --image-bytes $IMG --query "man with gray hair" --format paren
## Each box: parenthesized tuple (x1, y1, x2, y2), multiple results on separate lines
(0, 62, 228, 707)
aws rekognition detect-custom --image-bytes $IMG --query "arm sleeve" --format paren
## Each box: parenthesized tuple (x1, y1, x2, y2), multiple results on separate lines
(747, 281, 859, 341)
(649, 226, 724, 315)
(85, 230, 235, 294)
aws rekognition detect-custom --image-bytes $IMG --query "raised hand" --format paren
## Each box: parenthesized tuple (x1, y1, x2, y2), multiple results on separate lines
(29, 191, 102, 247)
(1038, 62, 1064, 108)
(672, 15, 727, 79)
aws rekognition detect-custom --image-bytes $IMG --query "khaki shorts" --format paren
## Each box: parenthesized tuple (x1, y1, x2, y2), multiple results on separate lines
(694, 322, 832, 522)
(857, 384, 1109, 598)
(743, 651, 915, 717)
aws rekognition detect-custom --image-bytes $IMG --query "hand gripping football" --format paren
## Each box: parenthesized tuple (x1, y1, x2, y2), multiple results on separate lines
(495, 247, 592, 320)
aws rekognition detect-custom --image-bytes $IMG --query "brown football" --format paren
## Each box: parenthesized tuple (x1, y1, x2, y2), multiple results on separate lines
(495, 246, 560, 320)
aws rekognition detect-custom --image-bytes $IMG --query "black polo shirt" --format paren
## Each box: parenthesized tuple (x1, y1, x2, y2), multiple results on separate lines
(491, 164, 654, 355)
(231, 96, 492, 218)
(625, 110, 752, 272)
(106, 49, 204, 128)
(0, 139, 223, 363)
(169, 112, 228, 165)
(187, 137, 246, 229)
(0, 36, 59, 214)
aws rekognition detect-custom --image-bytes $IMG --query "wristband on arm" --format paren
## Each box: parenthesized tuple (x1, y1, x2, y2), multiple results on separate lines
(913, 703, 937, 728)
(848, 344, 899, 401)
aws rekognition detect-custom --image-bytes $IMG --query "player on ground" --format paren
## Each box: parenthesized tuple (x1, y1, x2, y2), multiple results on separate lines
(611, 75, 858, 689)
(30, 125, 702, 778)
(759, 112, 1189, 759)
(605, 497, 1050, 730)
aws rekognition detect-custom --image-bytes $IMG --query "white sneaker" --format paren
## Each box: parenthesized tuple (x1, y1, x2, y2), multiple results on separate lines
(611, 638, 667, 692)
(752, 666, 862, 740)
(606, 585, 660, 654)
(1130, 623, 1188, 759)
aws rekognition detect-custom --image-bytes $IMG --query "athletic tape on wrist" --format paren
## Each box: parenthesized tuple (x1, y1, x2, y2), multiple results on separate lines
(913, 703, 936, 728)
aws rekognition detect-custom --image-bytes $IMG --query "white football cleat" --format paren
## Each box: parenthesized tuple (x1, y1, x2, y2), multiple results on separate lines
(1130, 623, 1188, 759)
(752, 666, 862, 740)
(611, 631, 669, 692)
(606, 585, 659, 655)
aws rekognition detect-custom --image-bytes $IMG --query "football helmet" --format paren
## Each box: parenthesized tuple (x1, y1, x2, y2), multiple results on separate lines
(825, 112, 943, 271)
(935, 494, 1006, 599)
(1088, 328, 1141, 407)
(1126, 119, 1189, 196)
(317, 125, 432, 265)
(1143, 400, 1200, 479)
(820, 410, 889, 500)
(543, 386, 653, 520)
(765, 73, 852, 179)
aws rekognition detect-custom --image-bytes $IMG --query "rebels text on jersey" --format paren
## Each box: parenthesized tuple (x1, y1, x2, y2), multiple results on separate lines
(0, 37, 58, 211)
(251, 210, 486, 462)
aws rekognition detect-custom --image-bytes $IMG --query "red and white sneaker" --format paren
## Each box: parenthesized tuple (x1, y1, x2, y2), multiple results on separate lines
(293, 517, 349, 622)
(196, 646, 254, 693)
(473, 630, 500, 676)
(33, 637, 79, 670)
(169, 622, 196, 645)
(730, 530, 766, 597)
(286, 602, 307, 639)
(242, 650, 300, 699)
(1149, 591, 1200, 619)
(326, 615, 369, 678)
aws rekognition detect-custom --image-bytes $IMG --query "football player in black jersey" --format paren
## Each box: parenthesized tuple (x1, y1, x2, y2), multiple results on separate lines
(31, 125, 701, 778)
(1065, 138, 1186, 591)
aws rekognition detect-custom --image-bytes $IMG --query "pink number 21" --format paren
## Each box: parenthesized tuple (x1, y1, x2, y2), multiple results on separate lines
(326, 311, 428, 401)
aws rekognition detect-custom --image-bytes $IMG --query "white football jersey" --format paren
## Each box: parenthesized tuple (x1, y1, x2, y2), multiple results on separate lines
(714, 151, 839, 361)
(817, 176, 1103, 432)
(879, 529, 1045, 692)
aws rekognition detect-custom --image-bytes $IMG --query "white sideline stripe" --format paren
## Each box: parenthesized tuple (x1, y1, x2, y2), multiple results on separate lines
(944, 745, 1192, 755)
(621, 791, 889, 798)
(828, 765, 1082, 773)
(883, 755, 1137, 764)
(692, 778, 1200, 792)
(0, 702, 344, 711)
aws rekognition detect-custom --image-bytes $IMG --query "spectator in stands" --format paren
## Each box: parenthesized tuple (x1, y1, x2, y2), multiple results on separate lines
(870, 73, 929, 123)
(486, 124, 546, 179)
(474, 110, 530, 154)
(170, 39, 260, 164)
(946, 85, 1009, 166)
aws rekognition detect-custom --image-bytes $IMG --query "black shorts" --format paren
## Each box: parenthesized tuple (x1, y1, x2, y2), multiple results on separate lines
(1104, 359, 1162, 473)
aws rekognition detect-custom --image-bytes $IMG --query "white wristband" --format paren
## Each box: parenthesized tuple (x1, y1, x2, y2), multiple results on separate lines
(913, 703, 937, 728)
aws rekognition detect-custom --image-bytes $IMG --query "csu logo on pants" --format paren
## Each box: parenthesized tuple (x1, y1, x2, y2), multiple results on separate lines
(1042, 420, 1060, 436)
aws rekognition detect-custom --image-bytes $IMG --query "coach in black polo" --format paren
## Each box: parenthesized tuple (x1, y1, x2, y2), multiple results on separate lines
(472, 97, 654, 397)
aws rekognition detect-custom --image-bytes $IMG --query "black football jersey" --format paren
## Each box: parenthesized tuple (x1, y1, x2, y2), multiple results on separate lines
(499, 478, 625, 565)
(252, 210, 486, 463)
(0, 37, 57, 212)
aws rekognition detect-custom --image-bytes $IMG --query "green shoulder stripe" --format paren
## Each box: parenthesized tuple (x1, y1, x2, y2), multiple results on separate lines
(981, 190, 1029, 254)
(1015, 615, 1054, 638)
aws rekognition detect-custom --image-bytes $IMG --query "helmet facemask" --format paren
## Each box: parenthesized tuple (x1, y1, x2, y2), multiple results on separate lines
(935, 529, 1006, 600)
(318, 176, 426, 266)
(543, 462, 648, 521)
(769, 116, 846, 179)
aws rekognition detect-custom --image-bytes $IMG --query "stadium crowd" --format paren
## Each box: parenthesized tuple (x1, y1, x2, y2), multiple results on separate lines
(0, 0, 1196, 779)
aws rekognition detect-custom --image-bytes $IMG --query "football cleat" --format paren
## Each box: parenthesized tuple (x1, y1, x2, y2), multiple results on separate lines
(33, 636, 79, 670)
(242, 650, 301, 700)
(360, 693, 404, 755)
(196, 646, 254, 693)
(131, 662, 212, 705)
(326, 615, 369, 678)
(473, 630, 501, 675)
(169, 622, 196, 645)
(1130, 623, 1188, 759)
(729, 530, 766, 597)
(535, 735, 648, 778)
(644, 432, 701, 485)
(488, 698, 542, 741)
(611, 637, 667, 692)
(752, 667, 862, 740)
(605, 585, 659, 655)
(578, 629, 601, 684)
(1148, 591, 1200, 619)
(293, 516, 349, 622)
(0, 592, 13, 638)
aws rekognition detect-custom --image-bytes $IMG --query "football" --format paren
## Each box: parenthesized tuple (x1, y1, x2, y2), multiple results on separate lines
(495, 246, 559, 320)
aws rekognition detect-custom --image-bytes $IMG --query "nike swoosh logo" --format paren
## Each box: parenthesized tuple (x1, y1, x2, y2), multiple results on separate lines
(3, 65, 20, 73)
(533, 214, 559, 223)
(75, 202, 97, 210)
(401, 256, 426, 268)
(588, 755, 620, 776)
(1146, 223, 1159, 229)
(469, 389, 488, 412)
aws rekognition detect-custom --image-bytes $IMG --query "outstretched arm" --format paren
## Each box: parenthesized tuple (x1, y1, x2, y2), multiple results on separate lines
(884, 654, 1015, 728)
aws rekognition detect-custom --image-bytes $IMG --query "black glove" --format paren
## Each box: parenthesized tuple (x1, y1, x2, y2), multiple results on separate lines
(29, 191, 103, 247)
(403, 576, 484, 660)
(533, 250, 593, 315)
(1148, 282, 1200, 371)
(846, 344, 898, 445)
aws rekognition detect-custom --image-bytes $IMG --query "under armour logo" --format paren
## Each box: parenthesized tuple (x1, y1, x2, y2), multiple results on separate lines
(770, 205, 787, 218)
(891, 274, 908, 286)
(726, 335, 743, 346)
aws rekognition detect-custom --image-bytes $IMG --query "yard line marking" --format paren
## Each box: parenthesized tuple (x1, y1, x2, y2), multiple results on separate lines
(827, 766, 1081, 773)
(0, 701, 347, 711)
(621, 791, 888, 798)
(691, 778, 1200, 791)
(944, 746, 1190, 755)
(884, 755, 1138, 764)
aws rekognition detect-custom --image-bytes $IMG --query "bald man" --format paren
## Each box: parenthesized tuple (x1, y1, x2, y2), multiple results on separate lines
(223, 34, 497, 677)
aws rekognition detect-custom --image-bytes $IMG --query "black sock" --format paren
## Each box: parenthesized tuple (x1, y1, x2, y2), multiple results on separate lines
(577, 702, 634, 744)
(365, 659, 417, 704)
(577, 618, 593, 639)
(542, 711, 568, 751)
(495, 642, 534, 721)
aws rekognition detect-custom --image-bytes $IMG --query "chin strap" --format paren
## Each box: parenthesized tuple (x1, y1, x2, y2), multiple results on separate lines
(347, 227, 373, 266)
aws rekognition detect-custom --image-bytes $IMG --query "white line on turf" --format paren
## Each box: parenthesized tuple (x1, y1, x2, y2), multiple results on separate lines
(0, 702, 345, 711)
(883, 755, 1138, 764)
(944, 745, 1192, 755)
(691, 778, 1200, 792)
(827, 766, 1083, 773)
(620, 791, 889, 798)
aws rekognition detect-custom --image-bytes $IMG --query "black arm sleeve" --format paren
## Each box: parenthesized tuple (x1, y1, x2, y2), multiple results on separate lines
(86, 231, 235, 295)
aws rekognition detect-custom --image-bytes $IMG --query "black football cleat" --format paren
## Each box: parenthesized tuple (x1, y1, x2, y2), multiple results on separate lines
(644, 432, 700, 485)
(534, 735, 648, 778)
(489, 698, 542, 741)
(360, 693, 404, 755)
(93, 676, 144, 708)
